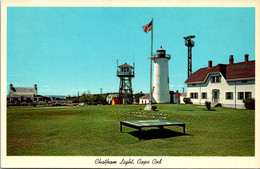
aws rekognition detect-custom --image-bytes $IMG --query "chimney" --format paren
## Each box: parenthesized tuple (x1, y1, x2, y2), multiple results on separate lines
(229, 55, 234, 64)
(208, 60, 212, 68)
(34, 84, 37, 90)
(245, 54, 249, 63)
(10, 84, 13, 89)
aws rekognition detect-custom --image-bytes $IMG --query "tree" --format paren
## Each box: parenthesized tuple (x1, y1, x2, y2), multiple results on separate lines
(79, 92, 91, 104)
(183, 98, 192, 104)
(134, 92, 145, 103)
(205, 101, 211, 110)
(243, 98, 255, 110)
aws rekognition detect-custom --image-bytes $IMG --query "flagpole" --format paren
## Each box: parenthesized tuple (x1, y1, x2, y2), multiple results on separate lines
(149, 18, 153, 106)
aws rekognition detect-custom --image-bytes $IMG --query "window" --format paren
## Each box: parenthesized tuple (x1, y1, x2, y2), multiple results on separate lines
(216, 76, 221, 83)
(192, 84, 196, 86)
(190, 92, 198, 99)
(237, 92, 252, 100)
(190, 93, 193, 98)
(226, 92, 233, 100)
(195, 93, 198, 98)
(211, 77, 215, 83)
(238, 92, 244, 100)
(202, 92, 207, 99)
(241, 80, 248, 83)
(34, 98, 37, 101)
(245, 92, 252, 99)
(211, 76, 221, 83)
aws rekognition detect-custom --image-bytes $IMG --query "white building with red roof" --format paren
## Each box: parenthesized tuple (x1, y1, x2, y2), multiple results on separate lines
(139, 93, 156, 104)
(139, 91, 180, 104)
(185, 54, 255, 109)
(180, 93, 187, 104)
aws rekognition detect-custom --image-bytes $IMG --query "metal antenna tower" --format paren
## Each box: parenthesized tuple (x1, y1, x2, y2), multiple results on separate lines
(184, 35, 195, 78)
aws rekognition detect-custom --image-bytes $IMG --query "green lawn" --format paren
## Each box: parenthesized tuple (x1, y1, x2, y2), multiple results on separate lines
(7, 104, 254, 156)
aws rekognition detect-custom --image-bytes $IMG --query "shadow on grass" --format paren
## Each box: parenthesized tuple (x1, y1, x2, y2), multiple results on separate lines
(178, 109, 193, 111)
(128, 129, 191, 140)
(204, 109, 216, 111)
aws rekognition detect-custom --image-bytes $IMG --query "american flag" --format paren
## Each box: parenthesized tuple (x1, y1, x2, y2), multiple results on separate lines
(142, 20, 153, 33)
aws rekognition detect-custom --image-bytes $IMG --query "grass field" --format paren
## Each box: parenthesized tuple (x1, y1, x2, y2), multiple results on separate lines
(7, 104, 254, 156)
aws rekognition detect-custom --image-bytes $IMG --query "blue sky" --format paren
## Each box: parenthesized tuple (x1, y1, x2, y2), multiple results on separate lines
(7, 7, 255, 95)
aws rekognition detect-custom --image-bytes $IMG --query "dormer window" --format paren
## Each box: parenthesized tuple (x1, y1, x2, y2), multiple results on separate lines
(211, 76, 221, 83)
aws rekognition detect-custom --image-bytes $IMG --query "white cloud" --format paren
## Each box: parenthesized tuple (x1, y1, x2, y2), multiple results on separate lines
(169, 84, 175, 89)
(42, 85, 50, 88)
(10, 83, 24, 87)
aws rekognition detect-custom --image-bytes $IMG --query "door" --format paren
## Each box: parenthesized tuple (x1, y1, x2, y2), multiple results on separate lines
(212, 89, 219, 103)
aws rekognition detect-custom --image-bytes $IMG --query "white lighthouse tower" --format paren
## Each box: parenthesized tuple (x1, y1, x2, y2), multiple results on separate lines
(153, 46, 171, 103)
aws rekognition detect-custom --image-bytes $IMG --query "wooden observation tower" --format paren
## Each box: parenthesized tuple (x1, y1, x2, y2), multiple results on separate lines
(117, 63, 135, 104)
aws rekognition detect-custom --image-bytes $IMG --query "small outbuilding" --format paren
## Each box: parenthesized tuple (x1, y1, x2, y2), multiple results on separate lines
(139, 94, 156, 104)
(111, 97, 123, 105)
(180, 93, 187, 104)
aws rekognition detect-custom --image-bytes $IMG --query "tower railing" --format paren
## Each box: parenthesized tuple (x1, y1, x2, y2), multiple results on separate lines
(116, 70, 135, 76)
(153, 54, 171, 59)
(185, 40, 195, 47)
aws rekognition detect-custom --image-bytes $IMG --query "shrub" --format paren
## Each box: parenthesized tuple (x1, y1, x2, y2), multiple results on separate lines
(215, 103, 222, 107)
(243, 98, 255, 110)
(152, 106, 157, 111)
(205, 101, 211, 110)
(183, 98, 192, 104)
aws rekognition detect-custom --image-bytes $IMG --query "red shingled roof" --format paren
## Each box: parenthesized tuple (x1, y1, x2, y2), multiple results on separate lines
(170, 91, 181, 99)
(118, 63, 133, 68)
(175, 92, 181, 99)
(140, 93, 153, 99)
(180, 93, 187, 97)
(185, 60, 255, 84)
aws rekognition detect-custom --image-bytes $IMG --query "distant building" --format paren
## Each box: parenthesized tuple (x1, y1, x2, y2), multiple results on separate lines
(139, 91, 178, 104)
(180, 93, 187, 104)
(7, 84, 48, 105)
(185, 54, 255, 108)
(106, 93, 119, 104)
(170, 90, 181, 104)
(111, 97, 123, 105)
(139, 93, 155, 104)
(65, 95, 78, 100)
